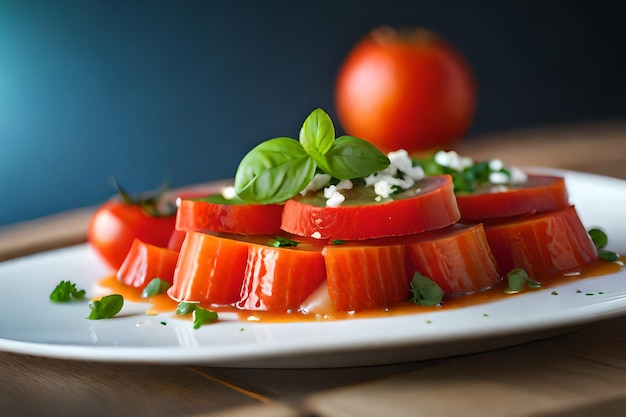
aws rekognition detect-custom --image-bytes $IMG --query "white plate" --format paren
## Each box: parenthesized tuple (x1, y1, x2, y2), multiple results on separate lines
(0, 169, 625, 368)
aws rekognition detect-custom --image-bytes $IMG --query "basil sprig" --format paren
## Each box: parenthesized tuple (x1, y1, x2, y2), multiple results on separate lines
(588, 228, 619, 262)
(234, 108, 390, 204)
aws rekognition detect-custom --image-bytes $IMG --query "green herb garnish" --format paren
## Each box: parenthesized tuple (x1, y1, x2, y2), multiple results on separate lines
(504, 268, 541, 294)
(174, 301, 218, 329)
(270, 236, 299, 248)
(87, 294, 124, 320)
(233, 108, 389, 204)
(588, 228, 619, 262)
(409, 271, 444, 306)
(175, 301, 199, 316)
(415, 151, 512, 193)
(50, 280, 86, 302)
(193, 307, 219, 329)
(113, 178, 175, 217)
(141, 278, 171, 298)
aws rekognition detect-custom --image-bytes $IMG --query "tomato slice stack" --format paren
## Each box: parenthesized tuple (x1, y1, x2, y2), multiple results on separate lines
(456, 174, 598, 280)
(112, 169, 602, 316)
(164, 175, 505, 313)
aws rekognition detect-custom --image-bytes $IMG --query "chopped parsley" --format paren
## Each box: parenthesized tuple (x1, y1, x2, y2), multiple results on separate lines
(50, 280, 86, 302)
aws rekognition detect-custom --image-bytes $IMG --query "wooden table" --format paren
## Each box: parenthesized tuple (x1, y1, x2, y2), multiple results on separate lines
(1, 121, 626, 417)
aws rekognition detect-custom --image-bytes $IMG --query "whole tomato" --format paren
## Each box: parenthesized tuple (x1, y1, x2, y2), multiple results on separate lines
(87, 183, 177, 270)
(335, 27, 477, 153)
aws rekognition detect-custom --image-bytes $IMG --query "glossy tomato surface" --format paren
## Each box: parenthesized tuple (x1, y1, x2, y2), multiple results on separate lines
(456, 175, 570, 222)
(87, 201, 176, 270)
(335, 27, 477, 153)
(281, 175, 460, 241)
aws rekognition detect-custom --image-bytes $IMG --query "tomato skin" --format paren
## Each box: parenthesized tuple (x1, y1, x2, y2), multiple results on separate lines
(116, 238, 179, 289)
(335, 27, 477, 153)
(169, 231, 251, 306)
(323, 243, 411, 311)
(176, 197, 284, 235)
(87, 201, 176, 270)
(456, 175, 570, 222)
(484, 205, 598, 280)
(281, 175, 459, 241)
(406, 223, 501, 295)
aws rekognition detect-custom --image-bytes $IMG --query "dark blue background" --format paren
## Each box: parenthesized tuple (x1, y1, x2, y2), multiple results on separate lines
(2, 0, 625, 225)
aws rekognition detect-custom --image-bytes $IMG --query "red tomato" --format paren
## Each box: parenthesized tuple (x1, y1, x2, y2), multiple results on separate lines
(323, 242, 411, 311)
(484, 205, 598, 280)
(176, 196, 284, 235)
(335, 26, 477, 153)
(169, 231, 252, 306)
(116, 238, 180, 289)
(280, 175, 459, 241)
(456, 175, 570, 222)
(87, 201, 176, 270)
(406, 223, 501, 295)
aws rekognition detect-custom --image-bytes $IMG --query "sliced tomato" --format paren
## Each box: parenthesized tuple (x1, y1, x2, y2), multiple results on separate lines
(323, 242, 412, 311)
(484, 205, 598, 280)
(167, 229, 187, 252)
(176, 195, 284, 235)
(168, 231, 250, 306)
(405, 223, 501, 295)
(456, 175, 569, 222)
(281, 175, 459, 240)
(116, 238, 180, 289)
(237, 236, 327, 312)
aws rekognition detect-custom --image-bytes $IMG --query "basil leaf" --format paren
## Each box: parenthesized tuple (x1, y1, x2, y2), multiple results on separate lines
(588, 228, 608, 249)
(50, 280, 86, 302)
(409, 272, 444, 306)
(234, 137, 316, 204)
(87, 294, 124, 320)
(192, 194, 245, 205)
(316, 135, 390, 180)
(599, 248, 620, 262)
(176, 301, 199, 315)
(193, 306, 219, 329)
(142, 278, 171, 298)
(299, 108, 335, 157)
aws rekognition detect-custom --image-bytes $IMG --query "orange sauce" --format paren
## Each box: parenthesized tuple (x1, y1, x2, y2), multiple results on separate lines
(96, 256, 624, 323)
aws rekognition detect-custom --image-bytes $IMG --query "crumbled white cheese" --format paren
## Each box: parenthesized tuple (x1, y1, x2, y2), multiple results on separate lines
(434, 150, 473, 171)
(324, 185, 346, 207)
(509, 166, 528, 184)
(489, 171, 510, 185)
(221, 185, 237, 200)
(374, 181, 395, 199)
(311, 231, 322, 239)
(388, 149, 425, 180)
(488, 158, 504, 171)
(363, 149, 424, 200)
(300, 173, 332, 196)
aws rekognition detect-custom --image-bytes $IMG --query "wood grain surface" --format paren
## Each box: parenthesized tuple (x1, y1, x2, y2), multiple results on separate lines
(1, 121, 625, 417)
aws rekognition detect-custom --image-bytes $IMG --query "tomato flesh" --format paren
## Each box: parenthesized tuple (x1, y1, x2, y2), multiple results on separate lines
(484, 205, 598, 280)
(116, 239, 179, 289)
(281, 175, 459, 240)
(456, 175, 570, 222)
(168, 231, 251, 306)
(176, 197, 284, 235)
(406, 223, 501, 295)
(323, 243, 411, 311)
